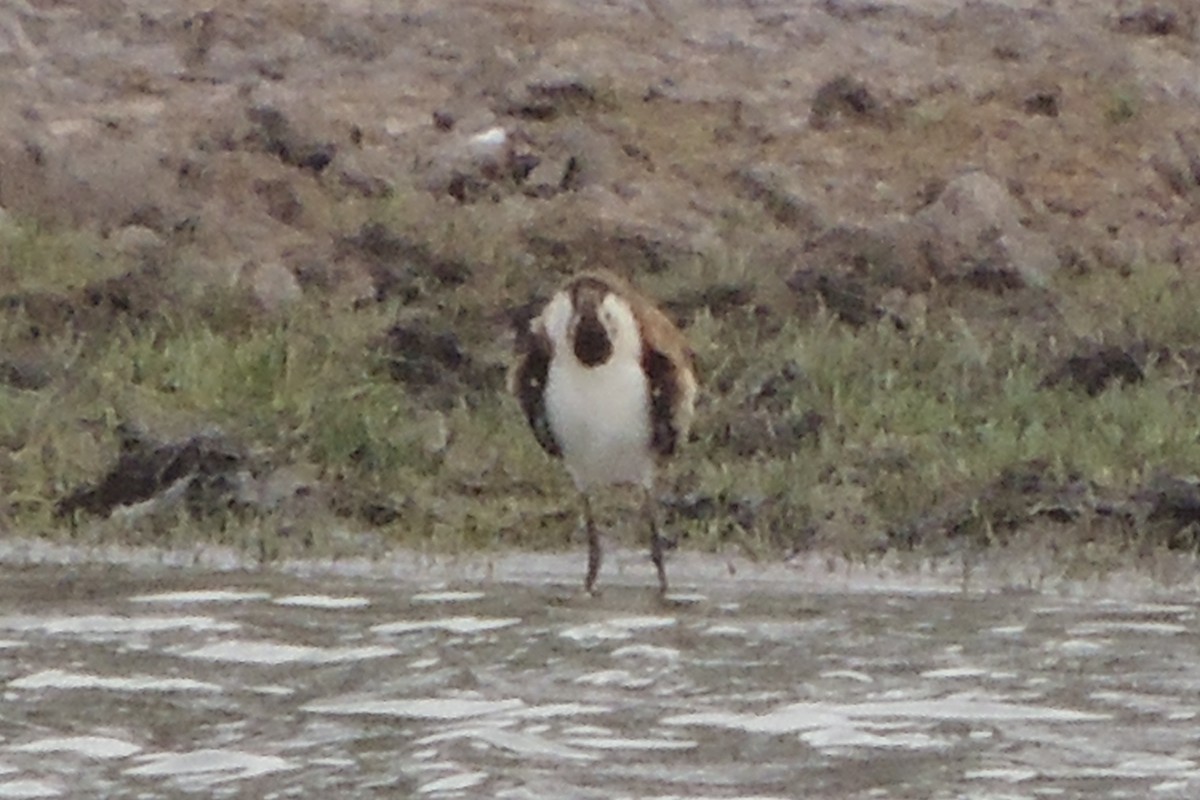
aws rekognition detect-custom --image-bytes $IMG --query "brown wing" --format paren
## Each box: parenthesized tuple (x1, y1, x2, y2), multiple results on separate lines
(509, 318, 562, 458)
(635, 293, 698, 459)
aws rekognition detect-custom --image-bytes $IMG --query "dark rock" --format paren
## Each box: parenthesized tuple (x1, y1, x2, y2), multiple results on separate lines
(3, 264, 174, 341)
(511, 152, 543, 183)
(76, 265, 172, 332)
(180, 10, 218, 69)
(337, 168, 393, 199)
(0, 290, 77, 340)
(245, 105, 337, 173)
(360, 500, 403, 527)
(502, 70, 599, 120)
(1115, 5, 1190, 37)
(445, 171, 494, 203)
(384, 324, 467, 378)
(292, 144, 336, 172)
(1022, 89, 1060, 117)
(526, 226, 692, 275)
(663, 283, 754, 320)
(254, 178, 303, 226)
(1141, 473, 1200, 520)
(809, 75, 888, 130)
(961, 262, 1028, 294)
(122, 206, 172, 235)
(375, 321, 504, 401)
(337, 222, 472, 302)
(1041, 343, 1145, 396)
(788, 268, 884, 327)
(794, 222, 929, 294)
(320, 21, 388, 61)
(0, 356, 53, 391)
(819, 0, 890, 22)
(1151, 130, 1200, 199)
(56, 425, 244, 520)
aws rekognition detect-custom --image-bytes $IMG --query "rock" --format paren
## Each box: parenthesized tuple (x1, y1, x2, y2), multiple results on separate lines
(378, 323, 468, 386)
(1150, 130, 1200, 200)
(732, 166, 825, 233)
(246, 261, 303, 312)
(56, 424, 245, 520)
(888, 460, 1075, 548)
(254, 177, 304, 226)
(1022, 87, 1061, 117)
(523, 185, 713, 275)
(501, 67, 599, 120)
(75, 264, 174, 332)
(802, 221, 929, 291)
(336, 222, 472, 302)
(0, 290, 76, 340)
(319, 20, 388, 62)
(809, 75, 890, 130)
(109, 225, 166, 261)
(1115, 3, 1195, 38)
(336, 167, 392, 199)
(421, 125, 517, 203)
(788, 267, 886, 327)
(245, 105, 337, 173)
(940, 1, 1038, 62)
(786, 219, 930, 325)
(235, 464, 321, 513)
(0, 264, 177, 341)
(911, 171, 1060, 288)
(373, 319, 504, 405)
(0, 354, 53, 391)
(664, 282, 755, 319)
(0, 125, 185, 233)
(1040, 343, 1145, 396)
(512, 124, 619, 198)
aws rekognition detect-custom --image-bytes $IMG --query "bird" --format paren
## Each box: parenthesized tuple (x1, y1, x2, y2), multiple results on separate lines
(510, 270, 698, 596)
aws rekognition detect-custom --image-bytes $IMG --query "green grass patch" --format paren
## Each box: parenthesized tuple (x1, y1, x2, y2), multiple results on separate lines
(4, 210, 1200, 567)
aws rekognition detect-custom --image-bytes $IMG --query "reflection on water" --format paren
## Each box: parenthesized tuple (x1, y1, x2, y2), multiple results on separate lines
(0, 556, 1198, 799)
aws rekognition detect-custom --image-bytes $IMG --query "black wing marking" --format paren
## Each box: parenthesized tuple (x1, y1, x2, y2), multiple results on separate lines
(514, 329, 562, 458)
(643, 347, 680, 457)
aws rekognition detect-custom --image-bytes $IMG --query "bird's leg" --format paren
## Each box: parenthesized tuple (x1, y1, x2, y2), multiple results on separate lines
(644, 485, 668, 596)
(583, 493, 602, 595)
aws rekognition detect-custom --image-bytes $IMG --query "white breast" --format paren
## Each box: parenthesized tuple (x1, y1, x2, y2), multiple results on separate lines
(545, 350, 655, 491)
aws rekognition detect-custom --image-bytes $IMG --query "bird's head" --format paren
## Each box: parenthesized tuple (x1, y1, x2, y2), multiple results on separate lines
(543, 275, 641, 368)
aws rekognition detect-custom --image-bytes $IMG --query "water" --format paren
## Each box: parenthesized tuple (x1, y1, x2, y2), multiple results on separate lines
(0, 547, 1198, 798)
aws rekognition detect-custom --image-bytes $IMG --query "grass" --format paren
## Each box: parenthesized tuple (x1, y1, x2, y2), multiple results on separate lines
(3, 191, 1200, 568)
